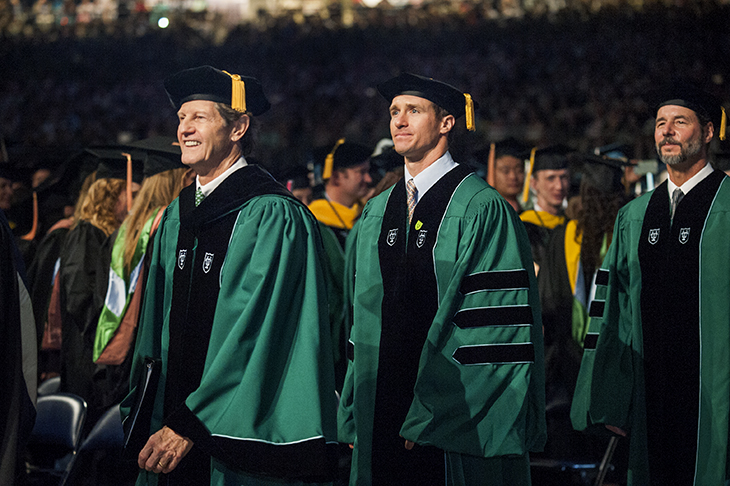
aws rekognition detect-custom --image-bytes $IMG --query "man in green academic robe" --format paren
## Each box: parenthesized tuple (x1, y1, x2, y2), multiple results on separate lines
(571, 81, 730, 485)
(122, 66, 337, 486)
(339, 73, 545, 485)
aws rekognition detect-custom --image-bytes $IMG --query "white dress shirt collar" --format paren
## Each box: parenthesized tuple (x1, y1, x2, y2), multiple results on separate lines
(404, 152, 458, 205)
(667, 162, 713, 202)
(196, 156, 248, 197)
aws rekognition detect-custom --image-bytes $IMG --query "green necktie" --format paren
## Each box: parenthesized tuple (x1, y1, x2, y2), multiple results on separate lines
(195, 187, 205, 207)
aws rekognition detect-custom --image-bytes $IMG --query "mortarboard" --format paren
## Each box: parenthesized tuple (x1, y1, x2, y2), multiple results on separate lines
(522, 144, 574, 203)
(377, 73, 478, 131)
(86, 147, 144, 183)
(650, 79, 726, 141)
(278, 164, 312, 192)
(0, 164, 22, 182)
(164, 65, 271, 116)
(580, 153, 631, 195)
(494, 137, 530, 159)
(125, 136, 186, 178)
(321, 139, 372, 180)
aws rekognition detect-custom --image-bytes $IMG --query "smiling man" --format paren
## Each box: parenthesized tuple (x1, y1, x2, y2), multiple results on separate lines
(339, 73, 545, 485)
(122, 65, 337, 486)
(572, 81, 730, 485)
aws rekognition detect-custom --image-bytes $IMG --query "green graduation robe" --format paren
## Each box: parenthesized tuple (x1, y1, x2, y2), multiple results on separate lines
(122, 165, 337, 486)
(341, 164, 545, 485)
(571, 170, 730, 485)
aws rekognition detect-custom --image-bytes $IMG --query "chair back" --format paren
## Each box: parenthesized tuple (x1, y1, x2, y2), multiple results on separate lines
(79, 404, 124, 452)
(26, 393, 87, 485)
(28, 393, 87, 451)
(37, 376, 61, 396)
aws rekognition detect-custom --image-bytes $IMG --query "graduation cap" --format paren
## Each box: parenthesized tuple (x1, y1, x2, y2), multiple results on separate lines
(650, 79, 727, 141)
(125, 136, 185, 178)
(321, 139, 372, 180)
(164, 65, 271, 116)
(580, 153, 631, 195)
(522, 144, 574, 204)
(278, 164, 312, 192)
(377, 73, 478, 131)
(86, 148, 144, 183)
(371, 145, 403, 175)
(0, 164, 22, 182)
(494, 137, 530, 160)
(594, 142, 632, 162)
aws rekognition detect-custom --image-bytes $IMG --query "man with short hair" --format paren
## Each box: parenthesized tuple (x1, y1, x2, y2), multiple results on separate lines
(309, 140, 372, 248)
(519, 146, 571, 271)
(490, 138, 528, 213)
(571, 81, 730, 485)
(124, 65, 337, 486)
(339, 73, 545, 485)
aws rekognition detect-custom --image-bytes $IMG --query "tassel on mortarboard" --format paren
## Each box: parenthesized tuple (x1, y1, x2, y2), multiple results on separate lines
(123, 152, 133, 213)
(465, 94, 476, 132)
(720, 106, 727, 141)
(322, 138, 346, 180)
(20, 191, 38, 241)
(522, 147, 537, 204)
(487, 143, 496, 187)
(223, 71, 247, 113)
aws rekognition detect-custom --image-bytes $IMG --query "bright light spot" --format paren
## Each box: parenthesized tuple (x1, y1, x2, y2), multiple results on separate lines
(158, 17, 170, 28)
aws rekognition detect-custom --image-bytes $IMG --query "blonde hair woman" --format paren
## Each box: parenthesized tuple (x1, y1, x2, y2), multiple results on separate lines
(94, 138, 190, 410)
(57, 157, 140, 424)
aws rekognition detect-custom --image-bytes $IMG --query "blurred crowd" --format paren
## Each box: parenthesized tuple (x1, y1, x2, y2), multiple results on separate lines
(1, 0, 729, 175)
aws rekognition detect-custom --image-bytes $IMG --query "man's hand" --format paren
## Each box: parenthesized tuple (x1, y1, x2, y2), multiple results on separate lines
(404, 439, 415, 450)
(605, 424, 627, 437)
(138, 426, 194, 474)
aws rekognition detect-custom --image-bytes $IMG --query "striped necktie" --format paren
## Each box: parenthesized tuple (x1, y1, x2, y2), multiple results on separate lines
(195, 187, 205, 207)
(406, 179, 417, 224)
(670, 187, 684, 222)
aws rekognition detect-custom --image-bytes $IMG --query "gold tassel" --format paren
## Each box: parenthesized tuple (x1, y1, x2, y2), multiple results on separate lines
(464, 93, 476, 132)
(486, 143, 496, 187)
(323, 138, 346, 180)
(20, 191, 37, 241)
(522, 147, 537, 204)
(223, 71, 247, 113)
(123, 152, 133, 213)
(720, 106, 727, 141)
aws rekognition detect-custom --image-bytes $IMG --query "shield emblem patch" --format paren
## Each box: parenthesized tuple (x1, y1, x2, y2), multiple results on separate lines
(648, 228, 660, 245)
(203, 252, 214, 273)
(679, 227, 690, 244)
(416, 229, 427, 248)
(387, 229, 398, 247)
(177, 249, 187, 270)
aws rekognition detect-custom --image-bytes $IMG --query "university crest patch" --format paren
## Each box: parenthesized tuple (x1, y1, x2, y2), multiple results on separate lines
(387, 228, 398, 247)
(203, 252, 214, 273)
(178, 249, 187, 270)
(648, 228, 660, 245)
(416, 229, 427, 248)
(679, 227, 690, 244)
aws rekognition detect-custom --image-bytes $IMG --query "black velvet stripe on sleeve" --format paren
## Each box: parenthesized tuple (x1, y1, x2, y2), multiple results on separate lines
(588, 300, 606, 318)
(164, 402, 220, 453)
(212, 435, 337, 481)
(452, 343, 535, 365)
(452, 306, 533, 329)
(583, 333, 599, 350)
(595, 269, 609, 286)
(347, 340, 354, 362)
(460, 269, 530, 295)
